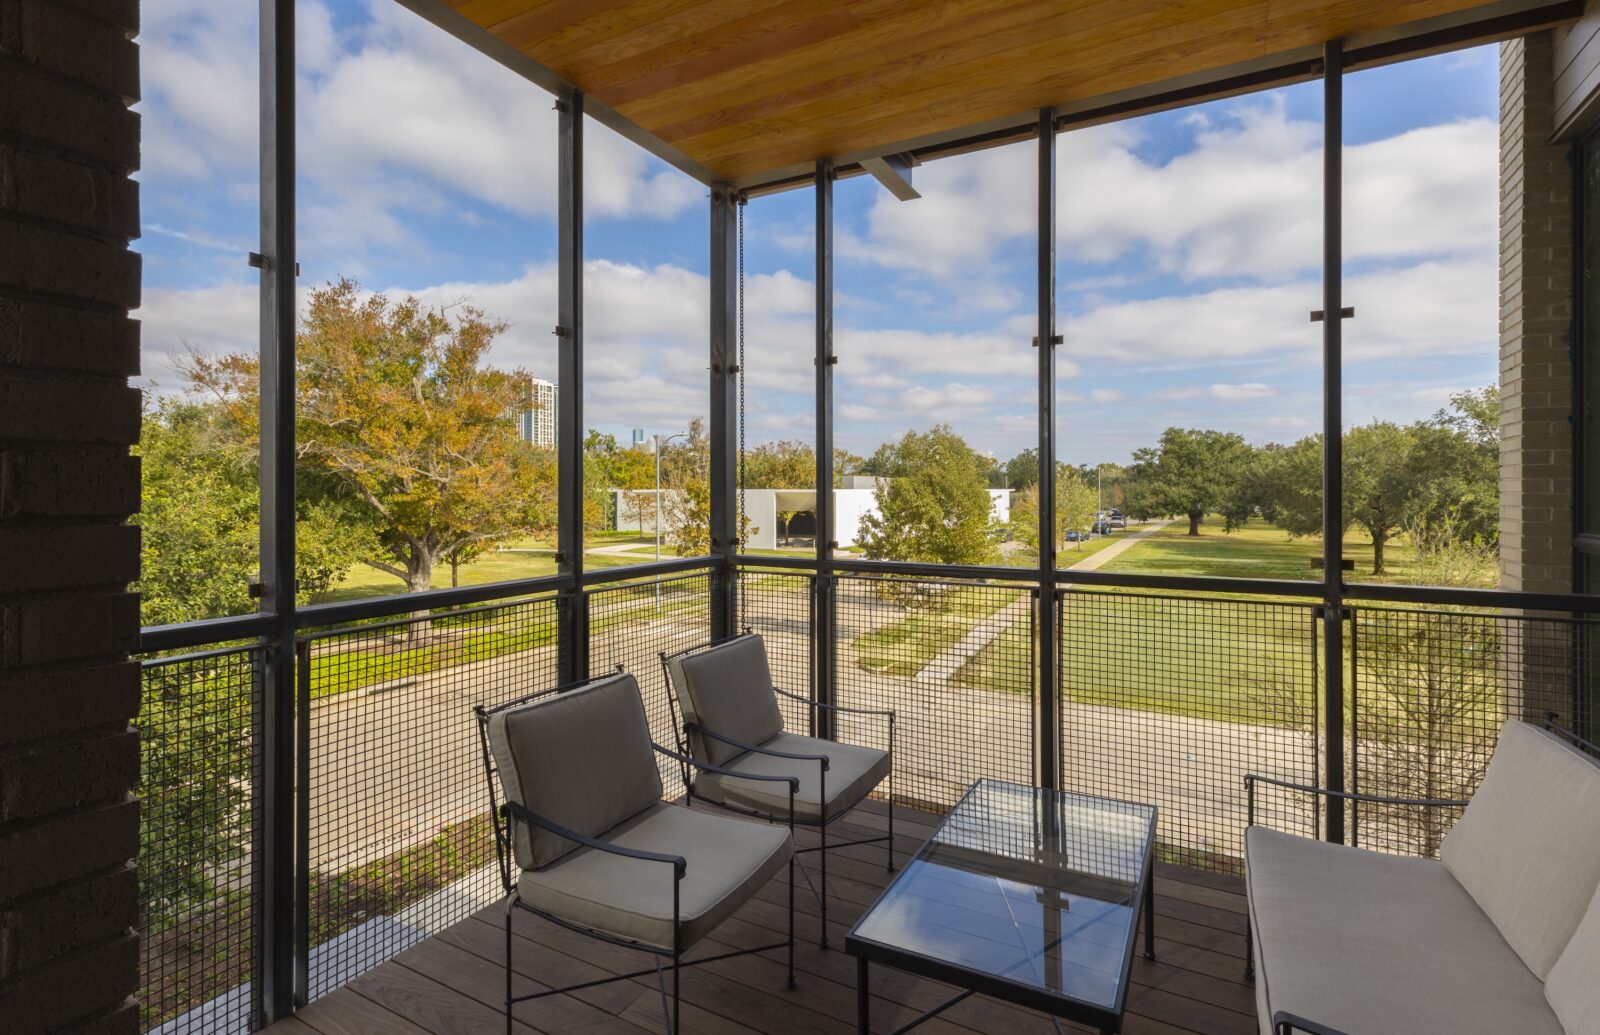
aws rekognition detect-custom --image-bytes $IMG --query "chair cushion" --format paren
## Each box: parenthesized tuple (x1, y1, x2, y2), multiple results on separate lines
(1246, 826, 1563, 1035)
(1546, 876, 1600, 1035)
(694, 732, 889, 825)
(487, 672, 663, 870)
(1440, 720, 1600, 978)
(518, 801, 792, 952)
(673, 635, 786, 767)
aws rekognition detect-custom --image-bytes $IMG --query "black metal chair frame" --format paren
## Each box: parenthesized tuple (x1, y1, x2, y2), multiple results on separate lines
(1240, 714, 1600, 1035)
(659, 632, 896, 949)
(474, 673, 800, 1035)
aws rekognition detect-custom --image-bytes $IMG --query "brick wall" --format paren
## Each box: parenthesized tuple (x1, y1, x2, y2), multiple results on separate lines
(0, 1, 143, 1031)
(1500, 33, 1575, 597)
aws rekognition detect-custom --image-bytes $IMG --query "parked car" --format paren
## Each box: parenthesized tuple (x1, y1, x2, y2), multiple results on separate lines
(1065, 529, 1084, 542)
(1091, 519, 1111, 535)
(1109, 511, 1126, 529)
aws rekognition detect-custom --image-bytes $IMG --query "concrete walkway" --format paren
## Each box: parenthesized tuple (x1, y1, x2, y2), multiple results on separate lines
(912, 520, 1172, 683)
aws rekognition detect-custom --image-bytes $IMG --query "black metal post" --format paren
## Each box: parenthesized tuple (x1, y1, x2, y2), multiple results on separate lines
(257, 0, 297, 1021)
(1035, 109, 1061, 791)
(1321, 40, 1347, 845)
(710, 185, 740, 638)
(815, 159, 838, 739)
(556, 89, 588, 683)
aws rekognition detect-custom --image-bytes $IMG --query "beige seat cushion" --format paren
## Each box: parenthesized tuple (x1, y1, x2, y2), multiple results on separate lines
(518, 801, 792, 952)
(694, 732, 889, 825)
(1441, 720, 1600, 978)
(1546, 875, 1600, 1035)
(673, 635, 785, 766)
(1246, 826, 1562, 1035)
(487, 672, 663, 870)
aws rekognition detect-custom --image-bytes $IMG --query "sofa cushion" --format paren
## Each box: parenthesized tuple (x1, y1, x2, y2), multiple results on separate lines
(694, 731, 890, 824)
(1246, 826, 1563, 1035)
(518, 801, 792, 951)
(673, 635, 785, 767)
(1546, 877, 1600, 1035)
(488, 672, 663, 870)
(1441, 720, 1600, 978)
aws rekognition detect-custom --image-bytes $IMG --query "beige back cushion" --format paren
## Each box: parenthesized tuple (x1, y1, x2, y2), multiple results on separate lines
(1546, 878, 1600, 1035)
(673, 635, 785, 767)
(1440, 720, 1600, 978)
(487, 672, 664, 870)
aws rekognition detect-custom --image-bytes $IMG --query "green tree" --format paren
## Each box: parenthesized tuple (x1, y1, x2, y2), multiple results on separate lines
(833, 447, 866, 486)
(743, 440, 815, 488)
(856, 425, 998, 565)
(1124, 427, 1252, 536)
(585, 430, 655, 531)
(1011, 471, 1098, 551)
(136, 396, 371, 626)
(186, 279, 557, 594)
(1002, 448, 1039, 492)
(1343, 422, 1426, 575)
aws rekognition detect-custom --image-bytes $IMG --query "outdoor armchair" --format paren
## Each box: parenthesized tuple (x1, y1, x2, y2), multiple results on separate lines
(661, 632, 895, 948)
(474, 669, 798, 1034)
(1242, 717, 1600, 1035)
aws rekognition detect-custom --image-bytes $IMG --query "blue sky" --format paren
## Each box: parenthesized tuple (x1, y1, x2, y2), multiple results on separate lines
(136, 0, 1501, 469)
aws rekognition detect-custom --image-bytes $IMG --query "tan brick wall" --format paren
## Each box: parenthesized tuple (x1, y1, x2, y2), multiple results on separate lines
(1500, 33, 1575, 597)
(0, 1, 143, 1031)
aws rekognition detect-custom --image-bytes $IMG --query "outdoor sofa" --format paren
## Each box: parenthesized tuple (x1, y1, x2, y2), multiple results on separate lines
(1245, 719, 1600, 1035)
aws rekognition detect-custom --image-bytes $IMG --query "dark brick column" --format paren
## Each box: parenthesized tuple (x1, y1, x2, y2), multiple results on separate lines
(0, 1, 144, 1031)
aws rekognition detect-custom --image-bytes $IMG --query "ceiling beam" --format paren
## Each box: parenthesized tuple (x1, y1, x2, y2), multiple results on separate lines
(860, 154, 920, 201)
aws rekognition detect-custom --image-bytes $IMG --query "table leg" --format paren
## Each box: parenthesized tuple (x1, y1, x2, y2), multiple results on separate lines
(857, 957, 870, 1033)
(1143, 864, 1156, 961)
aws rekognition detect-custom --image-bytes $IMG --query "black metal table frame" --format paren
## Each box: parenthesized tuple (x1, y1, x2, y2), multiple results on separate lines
(847, 788, 1157, 1035)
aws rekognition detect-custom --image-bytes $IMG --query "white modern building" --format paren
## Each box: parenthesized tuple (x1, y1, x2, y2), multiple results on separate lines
(518, 378, 558, 448)
(612, 482, 1011, 551)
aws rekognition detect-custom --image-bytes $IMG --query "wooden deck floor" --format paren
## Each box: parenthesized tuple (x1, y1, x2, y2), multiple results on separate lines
(268, 802, 1258, 1035)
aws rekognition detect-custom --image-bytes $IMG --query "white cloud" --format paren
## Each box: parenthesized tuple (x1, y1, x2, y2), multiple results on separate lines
(841, 92, 1495, 286)
(137, 0, 700, 266)
(1066, 258, 1493, 366)
(1210, 382, 1274, 400)
(1089, 388, 1123, 403)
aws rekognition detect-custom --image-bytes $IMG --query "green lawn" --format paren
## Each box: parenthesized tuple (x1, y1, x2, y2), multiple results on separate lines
(1094, 517, 1435, 584)
(852, 585, 1025, 677)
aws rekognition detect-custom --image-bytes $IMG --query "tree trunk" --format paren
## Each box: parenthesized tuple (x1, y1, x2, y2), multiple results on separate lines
(405, 549, 435, 637)
(1372, 532, 1386, 575)
(1187, 510, 1202, 536)
(450, 553, 460, 587)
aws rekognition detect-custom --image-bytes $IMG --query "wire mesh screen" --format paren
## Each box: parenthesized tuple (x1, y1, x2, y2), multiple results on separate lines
(300, 594, 560, 1001)
(1347, 605, 1593, 857)
(1060, 589, 1321, 874)
(737, 569, 815, 733)
(138, 646, 260, 1034)
(834, 575, 1035, 810)
(586, 571, 712, 792)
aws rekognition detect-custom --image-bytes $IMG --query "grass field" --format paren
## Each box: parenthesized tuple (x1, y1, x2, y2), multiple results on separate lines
(1094, 518, 1435, 584)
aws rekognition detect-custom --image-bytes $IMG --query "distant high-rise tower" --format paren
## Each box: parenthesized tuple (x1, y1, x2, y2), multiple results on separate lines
(519, 379, 558, 448)
(631, 428, 648, 449)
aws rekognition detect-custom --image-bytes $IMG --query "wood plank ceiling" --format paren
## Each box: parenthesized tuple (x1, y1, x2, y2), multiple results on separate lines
(439, 0, 1551, 183)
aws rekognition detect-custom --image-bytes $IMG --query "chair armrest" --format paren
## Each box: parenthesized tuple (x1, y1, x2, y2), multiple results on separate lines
(652, 742, 800, 789)
(686, 722, 831, 771)
(502, 801, 686, 877)
(1244, 773, 1469, 827)
(772, 686, 895, 721)
(1273, 1012, 1348, 1035)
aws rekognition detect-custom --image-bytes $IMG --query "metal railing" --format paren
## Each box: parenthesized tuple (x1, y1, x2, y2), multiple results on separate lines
(135, 554, 1600, 1031)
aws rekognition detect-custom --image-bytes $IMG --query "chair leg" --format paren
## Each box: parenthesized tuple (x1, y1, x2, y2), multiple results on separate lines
(819, 822, 829, 949)
(787, 855, 797, 989)
(672, 954, 681, 1034)
(1244, 920, 1255, 982)
(886, 795, 896, 873)
(504, 898, 515, 1035)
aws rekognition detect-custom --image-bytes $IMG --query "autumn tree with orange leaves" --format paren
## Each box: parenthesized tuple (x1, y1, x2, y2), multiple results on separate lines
(187, 278, 556, 594)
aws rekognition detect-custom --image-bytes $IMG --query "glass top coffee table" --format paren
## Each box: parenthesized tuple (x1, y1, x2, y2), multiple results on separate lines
(845, 778, 1158, 1035)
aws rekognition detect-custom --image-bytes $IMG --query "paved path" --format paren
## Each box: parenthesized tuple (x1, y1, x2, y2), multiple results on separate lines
(912, 520, 1171, 683)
